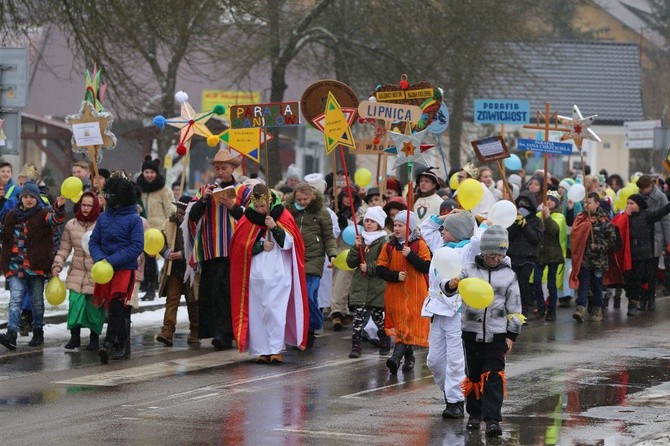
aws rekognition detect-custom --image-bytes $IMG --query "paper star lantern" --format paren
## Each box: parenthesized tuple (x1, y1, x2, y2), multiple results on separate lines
(323, 91, 356, 154)
(558, 105, 601, 149)
(385, 129, 429, 170)
(65, 101, 117, 163)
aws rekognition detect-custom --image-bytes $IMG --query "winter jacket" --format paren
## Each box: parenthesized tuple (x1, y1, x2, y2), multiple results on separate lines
(158, 216, 186, 297)
(138, 177, 175, 230)
(52, 218, 96, 295)
(571, 206, 617, 270)
(537, 209, 566, 265)
(627, 201, 670, 260)
(89, 204, 144, 271)
(414, 193, 443, 222)
(443, 255, 522, 343)
(507, 191, 543, 266)
(285, 191, 338, 277)
(345, 234, 387, 308)
(643, 186, 670, 257)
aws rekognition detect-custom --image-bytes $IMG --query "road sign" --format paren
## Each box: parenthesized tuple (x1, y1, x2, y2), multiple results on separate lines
(623, 120, 662, 130)
(474, 99, 530, 124)
(517, 138, 573, 155)
(625, 139, 654, 149)
(0, 48, 28, 109)
(625, 129, 654, 139)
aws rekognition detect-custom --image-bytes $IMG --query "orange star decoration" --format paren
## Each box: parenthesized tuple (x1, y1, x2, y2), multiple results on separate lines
(385, 128, 428, 170)
(558, 104, 600, 149)
(401, 140, 417, 157)
(65, 100, 117, 163)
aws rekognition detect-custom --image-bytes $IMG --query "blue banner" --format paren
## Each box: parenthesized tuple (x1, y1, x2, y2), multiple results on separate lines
(517, 138, 573, 155)
(474, 99, 530, 124)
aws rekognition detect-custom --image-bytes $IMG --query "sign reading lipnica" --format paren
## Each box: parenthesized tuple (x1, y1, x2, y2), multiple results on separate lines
(229, 102, 300, 129)
(358, 101, 423, 124)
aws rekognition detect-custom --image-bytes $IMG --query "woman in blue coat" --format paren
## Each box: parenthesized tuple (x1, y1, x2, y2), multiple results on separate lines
(89, 175, 144, 364)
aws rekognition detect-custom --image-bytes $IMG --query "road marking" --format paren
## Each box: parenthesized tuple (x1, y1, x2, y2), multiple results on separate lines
(273, 427, 376, 439)
(340, 375, 433, 398)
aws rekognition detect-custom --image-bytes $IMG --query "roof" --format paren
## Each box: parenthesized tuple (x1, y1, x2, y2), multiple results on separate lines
(592, 0, 665, 47)
(477, 41, 645, 125)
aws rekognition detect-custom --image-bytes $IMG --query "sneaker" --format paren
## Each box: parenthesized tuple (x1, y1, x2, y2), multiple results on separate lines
(544, 307, 556, 322)
(466, 416, 482, 430)
(331, 317, 343, 331)
(485, 420, 502, 437)
(0, 330, 17, 350)
(442, 401, 464, 419)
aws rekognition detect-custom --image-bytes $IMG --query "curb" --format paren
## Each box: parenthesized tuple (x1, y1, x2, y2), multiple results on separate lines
(0, 302, 169, 330)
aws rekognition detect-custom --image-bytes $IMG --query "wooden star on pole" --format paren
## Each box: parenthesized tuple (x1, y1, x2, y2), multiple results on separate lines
(558, 104, 601, 148)
(65, 100, 117, 163)
(166, 101, 222, 144)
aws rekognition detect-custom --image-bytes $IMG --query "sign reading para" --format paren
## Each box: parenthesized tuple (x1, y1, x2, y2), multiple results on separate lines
(517, 138, 573, 155)
(474, 99, 530, 124)
(358, 101, 422, 123)
(230, 102, 300, 129)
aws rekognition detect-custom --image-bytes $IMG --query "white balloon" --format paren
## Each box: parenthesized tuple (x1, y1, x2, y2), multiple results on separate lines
(432, 247, 463, 280)
(82, 231, 92, 255)
(488, 200, 517, 228)
(567, 184, 586, 202)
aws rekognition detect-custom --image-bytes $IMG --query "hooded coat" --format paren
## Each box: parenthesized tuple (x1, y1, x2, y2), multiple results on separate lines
(507, 191, 543, 266)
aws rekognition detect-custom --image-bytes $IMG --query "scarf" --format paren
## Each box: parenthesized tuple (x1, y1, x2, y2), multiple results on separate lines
(12, 201, 43, 222)
(75, 192, 101, 223)
(137, 172, 166, 193)
(361, 230, 386, 246)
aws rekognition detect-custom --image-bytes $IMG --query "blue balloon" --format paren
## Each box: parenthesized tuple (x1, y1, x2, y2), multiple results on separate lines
(342, 225, 364, 246)
(504, 154, 522, 171)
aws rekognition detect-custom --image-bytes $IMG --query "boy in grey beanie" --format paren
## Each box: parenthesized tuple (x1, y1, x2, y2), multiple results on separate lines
(441, 224, 522, 438)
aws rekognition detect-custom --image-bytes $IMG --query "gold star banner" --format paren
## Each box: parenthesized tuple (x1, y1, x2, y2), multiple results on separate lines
(323, 91, 356, 154)
(65, 101, 117, 163)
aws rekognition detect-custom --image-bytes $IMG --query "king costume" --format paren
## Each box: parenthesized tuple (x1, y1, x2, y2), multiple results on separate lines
(230, 191, 308, 360)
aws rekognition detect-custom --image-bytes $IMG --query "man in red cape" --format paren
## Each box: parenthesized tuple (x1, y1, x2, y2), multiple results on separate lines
(230, 185, 308, 363)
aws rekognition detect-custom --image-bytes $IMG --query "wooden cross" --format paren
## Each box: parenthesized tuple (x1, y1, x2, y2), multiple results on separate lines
(523, 102, 570, 207)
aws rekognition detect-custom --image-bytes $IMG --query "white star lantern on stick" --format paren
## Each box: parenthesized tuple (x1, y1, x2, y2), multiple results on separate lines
(558, 105, 601, 149)
(384, 129, 429, 170)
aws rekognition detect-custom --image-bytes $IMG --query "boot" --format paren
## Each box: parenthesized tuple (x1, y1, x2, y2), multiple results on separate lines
(544, 307, 556, 322)
(0, 330, 17, 350)
(573, 305, 586, 323)
(613, 295, 621, 309)
(558, 296, 572, 308)
(627, 299, 638, 317)
(378, 331, 391, 356)
(112, 318, 131, 360)
(638, 297, 647, 311)
(402, 345, 415, 372)
(187, 330, 200, 344)
(590, 306, 603, 322)
(99, 340, 113, 364)
(156, 326, 174, 347)
(348, 340, 362, 359)
(28, 328, 44, 347)
(647, 296, 656, 311)
(64, 327, 81, 349)
(19, 312, 32, 336)
(442, 393, 465, 419)
(141, 281, 156, 301)
(86, 332, 100, 351)
(386, 343, 407, 374)
(187, 300, 200, 343)
(486, 420, 503, 438)
(331, 312, 343, 331)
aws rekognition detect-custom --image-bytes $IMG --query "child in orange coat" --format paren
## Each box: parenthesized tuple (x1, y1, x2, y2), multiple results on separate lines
(376, 210, 431, 374)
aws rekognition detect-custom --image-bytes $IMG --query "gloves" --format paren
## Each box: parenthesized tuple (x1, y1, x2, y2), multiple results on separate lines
(515, 214, 526, 228)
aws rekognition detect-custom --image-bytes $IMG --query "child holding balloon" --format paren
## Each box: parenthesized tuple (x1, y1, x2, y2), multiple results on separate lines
(89, 176, 144, 364)
(421, 210, 479, 419)
(345, 206, 389, 358)
(442, 225, 523, 438)
(0, 181, 66, 350)
(52, 191, 106, 350)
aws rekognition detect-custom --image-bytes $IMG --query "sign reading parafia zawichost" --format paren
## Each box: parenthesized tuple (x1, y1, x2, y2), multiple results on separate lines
(474, 99, 530, 124)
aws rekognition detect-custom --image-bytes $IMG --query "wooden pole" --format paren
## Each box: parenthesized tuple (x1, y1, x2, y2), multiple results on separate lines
(338, 146, 365, 264)
(332, 151, 338, 213)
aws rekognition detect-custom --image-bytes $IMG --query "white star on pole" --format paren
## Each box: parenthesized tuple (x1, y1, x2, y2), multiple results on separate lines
(558, 104, 601, 148)
(385, 129, 429, 170)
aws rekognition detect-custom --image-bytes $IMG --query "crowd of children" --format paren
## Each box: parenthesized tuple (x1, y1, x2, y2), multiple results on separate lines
(2, 153, 670, 438)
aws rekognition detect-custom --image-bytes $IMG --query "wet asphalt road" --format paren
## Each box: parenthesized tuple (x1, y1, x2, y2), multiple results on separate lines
(2, 298, 670, 445)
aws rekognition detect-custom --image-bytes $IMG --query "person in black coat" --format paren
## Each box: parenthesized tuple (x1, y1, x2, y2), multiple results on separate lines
(506, 190, 544, 317)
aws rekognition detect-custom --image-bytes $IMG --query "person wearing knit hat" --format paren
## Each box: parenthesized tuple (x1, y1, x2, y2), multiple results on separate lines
(304, 173, 327, 194)
(508, 174, 523, 192)
(440, 199, 458, 216)
(344, 205, 389, 359)
(440, 223, 521, 436)
(137, 155, 175, 302)
(534, 189, 567, 322)
(364, 187, 384, 207)
(285, 164, 302, 189)
(377, 209, 431, 375)
(383, 196, 408, 233)
(0, 181, 67, 351)
(385, 177, 402, 199)
(420, 207, 479, 419)
(627, 193, 647, 211)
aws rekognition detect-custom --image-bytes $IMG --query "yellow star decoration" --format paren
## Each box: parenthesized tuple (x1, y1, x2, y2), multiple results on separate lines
(401, 141, 417, 157)
(166, 101, 223, 145)
(558, 104, 600, 149)
(65, 101, 117, 162)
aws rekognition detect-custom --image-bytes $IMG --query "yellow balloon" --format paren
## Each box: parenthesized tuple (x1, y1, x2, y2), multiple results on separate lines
(458, 277, 494, 309)
(60, 176, 83, 200)
(333, 249, 354, 271)
(449, 172, 460, 190)
(45, 276, 66, 305)
(144, 228, 165, 256)
(625, 182, 639, 194)
(618, 186, 636, 202)
(91, 260, 114, 284)
(614, 197, 626, 212)
(354, 168, 373, 188)
(604, 187, 615, 199)
(456, 178, 484, 211)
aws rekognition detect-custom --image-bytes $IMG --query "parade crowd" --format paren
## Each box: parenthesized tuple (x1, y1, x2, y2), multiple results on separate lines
(0, 150, 668, 438)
